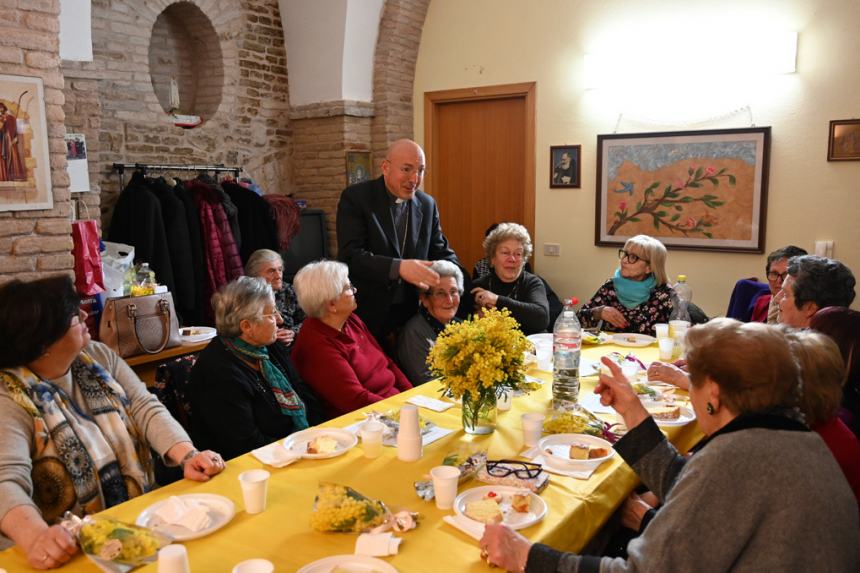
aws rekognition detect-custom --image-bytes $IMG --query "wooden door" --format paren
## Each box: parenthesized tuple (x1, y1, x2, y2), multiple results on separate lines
(424, 83, 536, 276)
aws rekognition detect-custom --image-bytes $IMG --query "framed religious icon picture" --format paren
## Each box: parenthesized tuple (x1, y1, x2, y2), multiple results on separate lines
(346, 150, 372, 186)
(827, 119, 860, 161)
(595, 127, 770, 253)
(0, 74, 53, 211)
(550, 145, 581, 188)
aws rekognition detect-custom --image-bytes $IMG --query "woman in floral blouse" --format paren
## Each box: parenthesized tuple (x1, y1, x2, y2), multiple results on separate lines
(245, 249, 305, 347)
(578, 235, 674, 334)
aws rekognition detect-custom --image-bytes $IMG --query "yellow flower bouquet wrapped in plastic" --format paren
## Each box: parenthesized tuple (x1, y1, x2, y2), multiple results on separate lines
(310, 482, 389, 533)
(61, 512, 171, 572)
(427, 308, 537, 434)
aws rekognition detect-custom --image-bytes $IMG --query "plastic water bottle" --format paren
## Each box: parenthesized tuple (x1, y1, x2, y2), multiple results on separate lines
(670, 274, 692, 322)
(552, 299, 582, 412)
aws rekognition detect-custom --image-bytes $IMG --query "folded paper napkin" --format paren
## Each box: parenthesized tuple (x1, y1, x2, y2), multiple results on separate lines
(355, 532, 402, 556)
(528, 455, 596, 480)
(406, 395, 456, 412)
(442, 515, 485, 542)
(154, 496, 211, 532)
(252, 443, 302, 468)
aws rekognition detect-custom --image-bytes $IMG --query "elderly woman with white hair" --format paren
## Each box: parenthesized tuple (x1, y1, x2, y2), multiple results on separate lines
(245, 249, 305, 347)
(579, 234, 674, 334)
(470, 222, 549, 335)
(397, 260, 464, 385)
(292, 260, 412, 418)
(189, 277, 323, 460)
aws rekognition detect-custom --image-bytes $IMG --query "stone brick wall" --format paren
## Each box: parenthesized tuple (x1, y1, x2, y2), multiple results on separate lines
(286, 0, 430, 255)
(371, 0, 430, 168)
(0, 0, 74, 282)
(62, 0, 292, 231)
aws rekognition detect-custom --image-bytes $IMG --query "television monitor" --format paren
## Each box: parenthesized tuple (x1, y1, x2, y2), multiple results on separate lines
(282, 208, 329, 279)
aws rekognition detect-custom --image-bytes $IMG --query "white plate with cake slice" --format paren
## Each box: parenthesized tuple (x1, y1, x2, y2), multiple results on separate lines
(282, 428, 358, 459)
(644, 403, 696, 426)
(454, 485, 547, 530)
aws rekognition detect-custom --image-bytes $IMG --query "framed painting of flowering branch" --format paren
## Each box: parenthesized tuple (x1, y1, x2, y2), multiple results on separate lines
(595, 127, 770, 253)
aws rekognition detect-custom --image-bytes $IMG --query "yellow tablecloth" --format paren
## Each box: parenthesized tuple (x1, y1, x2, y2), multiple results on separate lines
(0, 343, 701, 572)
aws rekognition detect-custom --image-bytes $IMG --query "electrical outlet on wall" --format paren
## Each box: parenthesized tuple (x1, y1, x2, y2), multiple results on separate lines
(544, 243, 561, 256)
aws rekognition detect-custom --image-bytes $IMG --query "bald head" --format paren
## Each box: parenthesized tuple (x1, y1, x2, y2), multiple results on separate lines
(382, 139, 426, 200)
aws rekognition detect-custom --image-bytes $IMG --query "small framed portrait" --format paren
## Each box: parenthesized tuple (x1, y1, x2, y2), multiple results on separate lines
(346, 150, 372, 186)
(827, 119, 860, 161)
(550, 145, 581, 188)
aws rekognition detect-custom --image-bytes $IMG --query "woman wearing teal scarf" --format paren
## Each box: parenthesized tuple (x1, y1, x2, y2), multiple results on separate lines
(189, 277, 322, 460)
(579, 235, 675, 334)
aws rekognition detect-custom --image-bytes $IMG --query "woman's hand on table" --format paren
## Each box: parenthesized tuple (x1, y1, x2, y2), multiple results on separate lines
(181, 449, 226, 481)
(481, 523, 531, 573)
(470, 287, 498, 309)
(26, 523, 77, 570)
(595, 356, 649, 430)
(647, 361, 690, 390)
(596, 306, 628, 329)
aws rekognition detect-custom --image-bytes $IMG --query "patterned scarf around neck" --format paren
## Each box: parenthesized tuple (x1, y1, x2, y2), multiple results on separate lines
(612, 267, 657, 309)
(224, 338, 309, 429)
(0, 352, 154, 523)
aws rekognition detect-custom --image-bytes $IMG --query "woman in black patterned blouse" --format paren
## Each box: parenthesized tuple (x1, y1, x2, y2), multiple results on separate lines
(578, 235, 674, 334)
(245, 249, 305, 347)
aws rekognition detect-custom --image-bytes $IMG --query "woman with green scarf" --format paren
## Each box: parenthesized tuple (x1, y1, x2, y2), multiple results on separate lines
(189, 277, 324, 460)
(579, 235, 674, 334)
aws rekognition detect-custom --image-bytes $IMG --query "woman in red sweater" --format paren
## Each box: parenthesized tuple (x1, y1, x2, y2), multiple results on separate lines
(788, 328, 860, 503)
(291, 260, 412, 418)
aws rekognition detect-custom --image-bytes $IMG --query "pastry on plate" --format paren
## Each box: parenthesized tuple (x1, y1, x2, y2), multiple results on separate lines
(511, 491, 531, 513)
(647, 405, 681, 421)
(464, 499, 503, 524)
(307, 435, 340, 454)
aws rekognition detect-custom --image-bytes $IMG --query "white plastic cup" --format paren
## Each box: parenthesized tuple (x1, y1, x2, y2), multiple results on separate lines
(238, 469, 270, 514)
(431, 465, 461, 509)
(522, 412, 546, 447)
(668, 320, 691, 339)
(497, 390, 512, 411)
(658, 337, 675, 361)
(158, 544, 190, 573)
(397, 405, 420, 438)
(654, 323, 669, 339)
(360, 420, 385, 459)
(231, 559, 275, 573)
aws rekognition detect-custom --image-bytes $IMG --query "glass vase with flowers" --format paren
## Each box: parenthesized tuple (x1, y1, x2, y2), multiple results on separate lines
(427, 308, 537, 434)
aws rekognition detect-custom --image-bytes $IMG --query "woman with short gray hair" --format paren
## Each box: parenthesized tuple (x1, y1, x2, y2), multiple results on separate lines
(471, 222, 550, 335)
(292, 260, 412, 417)
(245, 248, 305, 347)
(397, 260, 464, 384)
(189, 276, 323, 459)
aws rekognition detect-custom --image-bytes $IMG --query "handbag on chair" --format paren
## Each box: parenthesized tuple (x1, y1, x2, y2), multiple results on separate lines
(100, 293, 181, 358)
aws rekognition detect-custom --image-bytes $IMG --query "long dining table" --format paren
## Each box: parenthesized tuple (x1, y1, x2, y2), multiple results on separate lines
(0, 341, 702, 572)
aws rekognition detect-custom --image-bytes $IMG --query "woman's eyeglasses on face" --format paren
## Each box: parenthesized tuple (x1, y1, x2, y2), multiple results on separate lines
(618, 249, 649, 264)
(429, 288, 460, 300)
(70, 308, 88, 327)
(343, 283, 358, 295)
(260, 309, 282, 320)
(498, 250, 524, 261)
(485, 459, 542, 479)
(767, 271, 788, 282)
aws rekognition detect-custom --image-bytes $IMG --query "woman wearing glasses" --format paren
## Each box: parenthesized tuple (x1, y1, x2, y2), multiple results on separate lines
(189, 277, 323, 460)
(471, 223, 550, 335)
(0, 276, 225, 569)
(397, 260, 464, 385)
(578, 235, 673, 334)
(292, 260, 412, 418)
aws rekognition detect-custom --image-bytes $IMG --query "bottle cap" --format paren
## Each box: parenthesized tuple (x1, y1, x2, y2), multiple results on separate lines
(677, 274, 687, 282)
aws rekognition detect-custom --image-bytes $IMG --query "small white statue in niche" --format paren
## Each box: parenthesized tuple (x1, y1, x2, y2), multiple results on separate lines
(169, 76, 180, 114)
